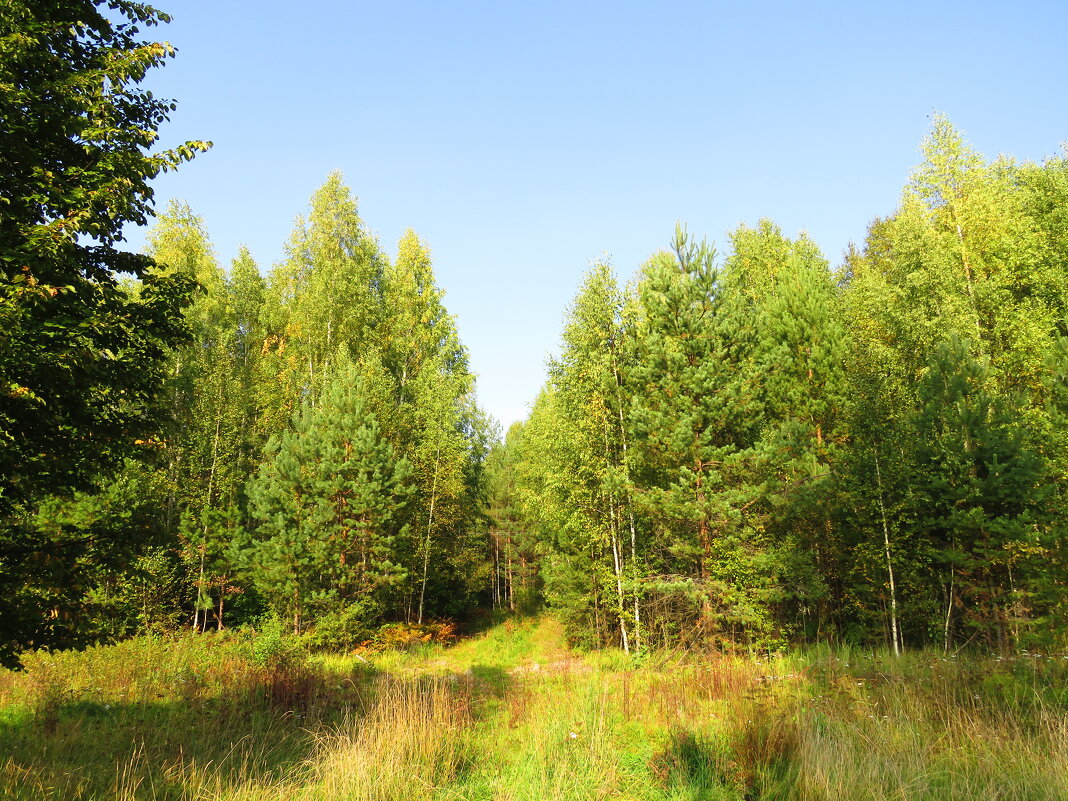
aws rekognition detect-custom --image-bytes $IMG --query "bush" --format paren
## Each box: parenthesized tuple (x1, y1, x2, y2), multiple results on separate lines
(251, 614, 306, 671)
(362, 621, 458, 653)
(304, 603, 377, 652)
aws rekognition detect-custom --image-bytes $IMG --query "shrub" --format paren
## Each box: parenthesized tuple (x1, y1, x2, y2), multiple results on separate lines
(251, 614, 306, 672)
(303, 603, 377, 652)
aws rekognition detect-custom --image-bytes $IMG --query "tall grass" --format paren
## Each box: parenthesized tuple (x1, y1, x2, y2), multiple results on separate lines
(307, 676, 473, 801)
(2, 621, 1065, 800)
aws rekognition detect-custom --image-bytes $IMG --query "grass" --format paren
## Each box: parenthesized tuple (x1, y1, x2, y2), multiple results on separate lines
(1, 618, 1065, 800)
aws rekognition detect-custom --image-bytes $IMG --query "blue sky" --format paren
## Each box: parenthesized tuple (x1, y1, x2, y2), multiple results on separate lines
(126, 0, 1068, 430)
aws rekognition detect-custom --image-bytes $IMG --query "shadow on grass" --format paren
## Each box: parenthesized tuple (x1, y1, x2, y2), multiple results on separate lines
(453, 606, 544, 638)
(467, 663, 510, 698)
(650, 727, 739, 800)
(0, 658, 519, 801)
(648, 722, 802, 801)
(0, 664, 374, 801)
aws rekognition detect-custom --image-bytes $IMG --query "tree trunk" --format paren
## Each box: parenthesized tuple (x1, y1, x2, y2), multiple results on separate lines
(506, 535, 514, 611)
(591, 545, 603, 644)
(195, 543, 207, 633)
(1007, 562, 1020, 648)
(491, 535, 500, 610)
(608, 495, 630, 654)
(195, 412, 222, 633)
(613, 360, 641, 652)
(874, 452, 901, 656)
(417, 446, 441, 625)
(943, 564, 954, 653)
(217, 576, 225, 631)
(603, 420, 630, 653)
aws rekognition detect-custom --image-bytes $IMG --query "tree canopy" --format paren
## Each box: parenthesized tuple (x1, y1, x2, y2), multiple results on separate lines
(0, 0, 209, 665)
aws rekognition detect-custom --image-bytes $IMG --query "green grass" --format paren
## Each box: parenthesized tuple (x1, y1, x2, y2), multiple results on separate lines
(1, 619, 1065, 800)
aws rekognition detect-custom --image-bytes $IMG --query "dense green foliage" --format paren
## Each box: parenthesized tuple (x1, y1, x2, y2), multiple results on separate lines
(0, 0, 209, 666)
(503, 120, 1068, 653)
(0, 3, 490, 661)
(2, 5, 1065, 799)
(67, 174, 495, 647)
(246, 365, 414, 634)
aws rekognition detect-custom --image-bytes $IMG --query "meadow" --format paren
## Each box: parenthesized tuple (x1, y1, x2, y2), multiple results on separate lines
(1, 617, 1065, 801)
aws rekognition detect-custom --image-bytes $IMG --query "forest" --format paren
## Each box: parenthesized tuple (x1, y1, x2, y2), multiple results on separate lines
(2, 0, 1067, 668)
(0, 161, 500, 664)
(494, 118, 1068, 656)
(1, 3, 1066, 799)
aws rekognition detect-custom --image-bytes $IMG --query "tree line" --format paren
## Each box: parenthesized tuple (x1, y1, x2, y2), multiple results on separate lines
(489, 119, 1068, 654)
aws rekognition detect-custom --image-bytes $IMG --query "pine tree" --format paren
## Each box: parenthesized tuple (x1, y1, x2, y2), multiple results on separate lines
(245, 364, 413, 634)
(720, 220, 848, 641)
(626, 227, 769, 641)
(913, 336, 1050, 650)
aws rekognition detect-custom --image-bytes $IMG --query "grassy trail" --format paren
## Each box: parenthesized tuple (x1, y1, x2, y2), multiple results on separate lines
(1, 617, 1066, 800)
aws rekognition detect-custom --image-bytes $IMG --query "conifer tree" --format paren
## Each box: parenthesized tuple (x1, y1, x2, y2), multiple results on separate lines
(913, 337, 1050, 649)
(722, 220, 848, 639)
(246, 364, 413, 634)
(627, 228, 769, 639)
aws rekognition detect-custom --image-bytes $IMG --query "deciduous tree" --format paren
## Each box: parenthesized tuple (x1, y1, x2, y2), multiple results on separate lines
(0, 0, 208, 665)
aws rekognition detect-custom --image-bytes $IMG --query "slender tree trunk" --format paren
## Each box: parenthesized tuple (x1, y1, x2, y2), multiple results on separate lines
(874, 452, 901, 656)
(694, 457, 716, 633)
(195, 412, 222, 633)
(195, 544, 206, 633)
(613, 360, 641, 652)
(418, 446, 441, 625)
(694, 452, 711, 581)
(603, 421, 630, 653)
(1007, 562, 1020, 648)
(491, 535, 500, 610)
(217, 576, 225, 631)
(609, 503, 630, 654)
(951, 211, 985, 339)
(507, 535, 514, 611)
(943, 564, 954, 653)
(590, 545, 603, 644)
(169, 353, 184, 556)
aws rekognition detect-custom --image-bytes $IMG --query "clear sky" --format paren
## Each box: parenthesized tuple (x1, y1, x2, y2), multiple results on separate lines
(124, 0, 1068, 431)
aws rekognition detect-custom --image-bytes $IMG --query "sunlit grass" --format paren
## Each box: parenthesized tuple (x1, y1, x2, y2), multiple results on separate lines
(2, 618, 1065, 800)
